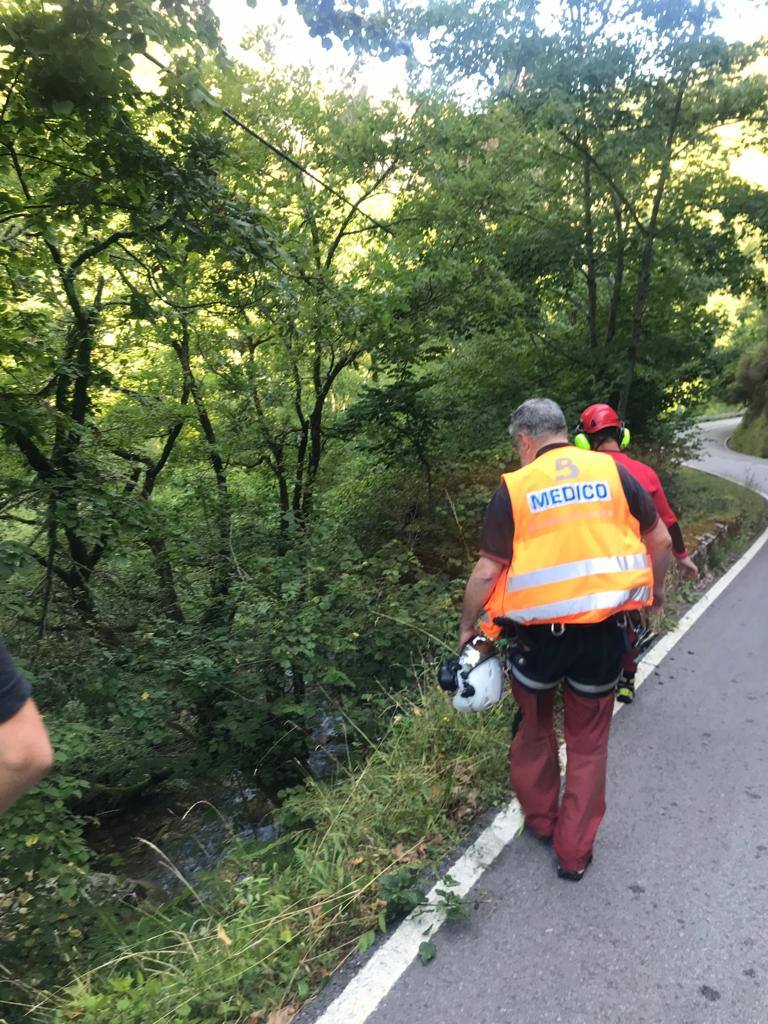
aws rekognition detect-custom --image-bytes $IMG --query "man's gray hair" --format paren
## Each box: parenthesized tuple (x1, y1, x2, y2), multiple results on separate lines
(508, 398, 568, 439)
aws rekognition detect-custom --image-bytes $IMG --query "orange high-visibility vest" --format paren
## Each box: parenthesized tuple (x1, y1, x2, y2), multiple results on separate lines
(484, 446, 652, 628)
(479, 572, 506, 640)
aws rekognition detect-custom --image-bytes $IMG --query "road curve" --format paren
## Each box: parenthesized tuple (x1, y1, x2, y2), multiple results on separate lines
(301, 418, 768, 1024)
(686, 416, 768, 496)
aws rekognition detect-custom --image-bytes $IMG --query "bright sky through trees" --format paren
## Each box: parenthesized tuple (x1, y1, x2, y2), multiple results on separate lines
(211, 0, 768, 101)
(207, 0, 768, 186)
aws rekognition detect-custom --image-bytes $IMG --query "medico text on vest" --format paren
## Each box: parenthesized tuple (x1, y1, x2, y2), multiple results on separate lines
(526, 481, 612, 514)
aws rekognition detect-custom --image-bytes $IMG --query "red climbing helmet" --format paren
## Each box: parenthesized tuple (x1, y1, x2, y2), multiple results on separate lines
(578, 403, 622, 433)
(574, 403, 630, 451)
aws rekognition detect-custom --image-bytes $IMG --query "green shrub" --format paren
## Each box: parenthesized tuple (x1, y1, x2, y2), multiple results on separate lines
(0, 718, 92, 984)
(38, 683, 509, 1024)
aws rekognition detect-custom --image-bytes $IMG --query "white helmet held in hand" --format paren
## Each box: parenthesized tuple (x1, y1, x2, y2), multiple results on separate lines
(441, 636, 505, 713)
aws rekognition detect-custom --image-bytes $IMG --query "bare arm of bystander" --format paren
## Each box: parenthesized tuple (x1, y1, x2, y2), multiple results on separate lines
(0, 700, 53, 816)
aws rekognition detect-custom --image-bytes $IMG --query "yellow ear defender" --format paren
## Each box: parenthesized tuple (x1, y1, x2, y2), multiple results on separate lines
(573, 423, 631, 451)
(573, 430, 591, 450)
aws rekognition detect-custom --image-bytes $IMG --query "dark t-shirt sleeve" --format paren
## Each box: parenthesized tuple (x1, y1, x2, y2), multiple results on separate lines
(617, 464, 658, 533)
(479, 484, 514, 565)
(0, 640, 32, 724)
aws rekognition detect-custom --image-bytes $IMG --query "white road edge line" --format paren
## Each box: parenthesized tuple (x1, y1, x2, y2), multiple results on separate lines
(312, 485, 768, 1024)
(629, 486, 768, 703)
(312, 799, 525, 1024)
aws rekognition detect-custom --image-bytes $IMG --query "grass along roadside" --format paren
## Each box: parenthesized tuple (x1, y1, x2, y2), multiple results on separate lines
(729, 411, 768, 457)
(32, 685, 511, 1024)
(674, 466, 766, 553)
(657, 467, 767, 629)
(14, 468, 766, 1024)
(695, 400, 744, 421)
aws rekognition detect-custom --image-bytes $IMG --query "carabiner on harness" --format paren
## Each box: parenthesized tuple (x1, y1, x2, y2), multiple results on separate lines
(550, 623, 566, 638)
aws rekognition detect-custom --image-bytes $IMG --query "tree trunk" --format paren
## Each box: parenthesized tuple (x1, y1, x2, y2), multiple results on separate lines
(618, 76, 688, 417)
(172, 321, 234, 627)
(146, 535, 184, 623)
(604, 194, 625, 347)
(583, 146, 599, 348)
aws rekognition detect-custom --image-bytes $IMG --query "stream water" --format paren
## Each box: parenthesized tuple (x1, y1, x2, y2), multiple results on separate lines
(85, 713, 348, 897)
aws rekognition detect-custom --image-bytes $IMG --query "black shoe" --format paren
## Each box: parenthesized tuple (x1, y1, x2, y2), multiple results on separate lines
(557, 854, 592, 882)
(616, 673, 635, 704)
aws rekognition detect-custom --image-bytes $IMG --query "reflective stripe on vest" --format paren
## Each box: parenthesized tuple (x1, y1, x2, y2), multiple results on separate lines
(498, 447, 654, 626)
(506, 553, 650, 594)
(508, 585, 652, 624)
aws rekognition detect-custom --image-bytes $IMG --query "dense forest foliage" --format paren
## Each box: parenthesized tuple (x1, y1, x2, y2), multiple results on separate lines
(731, 307, 768, 453)
(0, 0, 766, 1016)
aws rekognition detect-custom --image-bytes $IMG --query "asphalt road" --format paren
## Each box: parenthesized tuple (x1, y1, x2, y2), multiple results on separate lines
(303, 418, 768, 1024)
(685, 417, 768, 495)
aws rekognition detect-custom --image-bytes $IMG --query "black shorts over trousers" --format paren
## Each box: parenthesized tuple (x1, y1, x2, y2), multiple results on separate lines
(505, 618, 627, 696)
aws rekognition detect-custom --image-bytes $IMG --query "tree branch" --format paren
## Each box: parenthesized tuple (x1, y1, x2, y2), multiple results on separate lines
(27, 548, 73, 587)
(324, 161, 397, 270)
(67, 230, 142, 274)
(0, 62, 24, 124)
(142, 382, 191, 499)
(3, 141, 87, 323)
(557, 130, 647, 235)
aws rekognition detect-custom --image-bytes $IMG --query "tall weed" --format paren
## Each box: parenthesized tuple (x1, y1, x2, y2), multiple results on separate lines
(18, 684, 511, 1024)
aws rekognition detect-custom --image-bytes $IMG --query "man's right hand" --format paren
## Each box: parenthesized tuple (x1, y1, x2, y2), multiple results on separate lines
(458, 626, 475, 651)
(458, 556, 504, 653)
(651, 588, 665, 613)
(677, 555, 699, 580)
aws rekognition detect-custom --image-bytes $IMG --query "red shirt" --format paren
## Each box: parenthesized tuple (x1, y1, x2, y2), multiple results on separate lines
(604, 450, 688, 558)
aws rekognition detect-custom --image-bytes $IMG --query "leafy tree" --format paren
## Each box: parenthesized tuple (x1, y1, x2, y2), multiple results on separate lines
(0, 0, 766, 1003)
(0, 0, 230, 623)
(292, 0, 768, 421)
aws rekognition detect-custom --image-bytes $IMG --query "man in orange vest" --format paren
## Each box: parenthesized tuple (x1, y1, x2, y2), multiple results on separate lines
(575, 402, 699, 703)
(459, 398, 672, 879)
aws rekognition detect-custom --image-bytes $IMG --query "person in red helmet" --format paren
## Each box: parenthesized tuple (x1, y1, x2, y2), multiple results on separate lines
(575, 403, 699, 703)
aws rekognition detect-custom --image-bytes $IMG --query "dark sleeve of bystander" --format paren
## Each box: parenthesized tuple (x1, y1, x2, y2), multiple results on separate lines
(0, 641, 32, 724)
(478, 484, 514, 565)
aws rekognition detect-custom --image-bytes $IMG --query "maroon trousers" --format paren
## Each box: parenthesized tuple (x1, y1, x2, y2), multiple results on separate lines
(509, 677, 614, 873)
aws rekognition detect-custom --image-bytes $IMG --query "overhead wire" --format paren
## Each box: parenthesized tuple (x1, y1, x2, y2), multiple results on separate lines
(141, 51, 394, 236)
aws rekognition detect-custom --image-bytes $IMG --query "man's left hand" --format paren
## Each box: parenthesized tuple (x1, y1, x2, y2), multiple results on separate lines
(677, 555, 699, 580)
